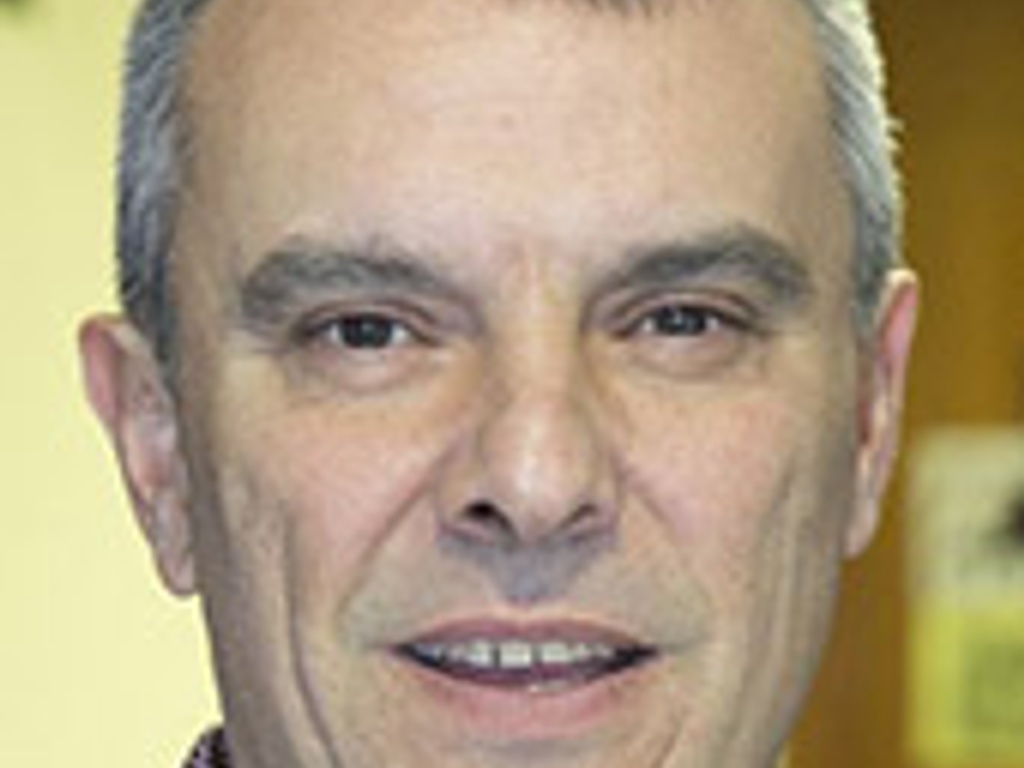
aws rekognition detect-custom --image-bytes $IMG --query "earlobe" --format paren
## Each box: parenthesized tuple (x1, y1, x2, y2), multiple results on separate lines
(79, 316, 197, 595)
(845, 271, 919, 559)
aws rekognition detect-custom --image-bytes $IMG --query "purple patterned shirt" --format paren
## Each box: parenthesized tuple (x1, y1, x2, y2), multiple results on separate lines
(182, 728, 232, 768)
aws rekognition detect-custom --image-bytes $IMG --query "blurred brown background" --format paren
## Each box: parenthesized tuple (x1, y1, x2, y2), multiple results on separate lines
(792, 1, 1024, 766)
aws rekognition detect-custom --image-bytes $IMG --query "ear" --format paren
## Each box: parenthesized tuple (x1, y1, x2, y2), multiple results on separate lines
(844, 270, 919, 559)
(79, 316, 196, 595)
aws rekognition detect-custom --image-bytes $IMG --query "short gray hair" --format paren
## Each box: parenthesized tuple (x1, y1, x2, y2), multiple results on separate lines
(116, 0, 902, 362)
(801, 0, 903, 328)
(117, 0, 210, 363)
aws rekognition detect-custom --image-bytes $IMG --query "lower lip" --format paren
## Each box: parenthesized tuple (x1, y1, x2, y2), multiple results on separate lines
(391, 652, 659, 742)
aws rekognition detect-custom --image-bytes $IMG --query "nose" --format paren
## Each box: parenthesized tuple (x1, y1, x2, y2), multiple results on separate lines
(438, 350, 618, 549)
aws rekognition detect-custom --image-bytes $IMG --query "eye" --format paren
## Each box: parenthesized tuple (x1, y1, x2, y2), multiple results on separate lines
(629, 302, 745, 339)
(296, 311, 418, 351)
(278, 304, 454, 395)
(612, 296, 763, 380)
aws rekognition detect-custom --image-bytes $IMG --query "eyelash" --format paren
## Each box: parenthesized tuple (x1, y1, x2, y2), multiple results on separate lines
(283, 294, 759, 360)
(621, 297, 756, 340)
(291, 309, 425, 352)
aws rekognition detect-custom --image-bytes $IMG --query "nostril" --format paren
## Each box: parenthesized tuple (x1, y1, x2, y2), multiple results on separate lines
(460, 500, 517, 541)
(452, 498, 612, 549)
(559, 503, 606, 540)
(465, 500, 496, 524)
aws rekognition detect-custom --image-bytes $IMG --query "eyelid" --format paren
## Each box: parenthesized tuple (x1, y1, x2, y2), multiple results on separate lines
(631, 305, 743, 338)
(298, 313, 416, 348)
(611, 290, 764, 338)
(287, 300, 441, 348)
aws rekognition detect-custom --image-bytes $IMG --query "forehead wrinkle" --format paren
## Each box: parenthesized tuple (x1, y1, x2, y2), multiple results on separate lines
(595, 225, 814, 311)
(239, 238, 469, 329)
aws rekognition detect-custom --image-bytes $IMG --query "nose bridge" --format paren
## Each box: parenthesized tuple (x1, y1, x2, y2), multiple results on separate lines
(473, 325, 611, 540)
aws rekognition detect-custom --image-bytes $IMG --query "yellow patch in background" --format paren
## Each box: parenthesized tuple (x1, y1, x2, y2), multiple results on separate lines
(0, 3, 216, 766)
(909, 429, 1024, 766)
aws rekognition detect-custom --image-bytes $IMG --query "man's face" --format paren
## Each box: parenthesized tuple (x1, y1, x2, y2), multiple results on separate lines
(83, 0, 917, 766)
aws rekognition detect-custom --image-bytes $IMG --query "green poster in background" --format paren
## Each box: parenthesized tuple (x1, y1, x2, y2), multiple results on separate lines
(910, 429, 1024, 766)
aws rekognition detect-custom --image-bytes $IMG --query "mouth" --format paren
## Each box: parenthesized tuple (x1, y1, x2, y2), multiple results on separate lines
(396, 621, 658, 693)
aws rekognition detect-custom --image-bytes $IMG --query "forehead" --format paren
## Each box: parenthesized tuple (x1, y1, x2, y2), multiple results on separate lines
(182, 0, 848, 276)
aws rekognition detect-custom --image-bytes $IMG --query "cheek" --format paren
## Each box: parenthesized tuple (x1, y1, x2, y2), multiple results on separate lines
(622, 390, 853, 612)
(629, 396, 792, 537)
(213, 390, 463, 628)
(621, 388, 859, 745)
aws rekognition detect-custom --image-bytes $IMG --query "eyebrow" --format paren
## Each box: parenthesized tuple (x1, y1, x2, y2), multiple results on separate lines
(239, 238, 466, 330)
(239, 225, 813, 331)
(595, 226, 814, 312)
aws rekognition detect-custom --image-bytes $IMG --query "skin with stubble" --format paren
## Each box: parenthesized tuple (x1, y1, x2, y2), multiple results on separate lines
(80, 0, 918, 766)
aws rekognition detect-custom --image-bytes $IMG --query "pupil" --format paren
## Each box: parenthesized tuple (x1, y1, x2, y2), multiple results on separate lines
(653, 306, 708, 335)
(341, 316, 394, 348)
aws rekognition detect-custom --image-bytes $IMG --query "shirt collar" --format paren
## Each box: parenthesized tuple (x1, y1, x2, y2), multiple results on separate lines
(182, 727, 231, 768)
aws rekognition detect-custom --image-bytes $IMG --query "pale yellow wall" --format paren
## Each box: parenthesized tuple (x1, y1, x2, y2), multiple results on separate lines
(0, 3, 216, 766)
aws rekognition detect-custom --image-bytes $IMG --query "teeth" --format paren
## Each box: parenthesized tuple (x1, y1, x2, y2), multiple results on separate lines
(497, 641, 534, 670)
(538, 641, 574, 666)
(414, 643, 448, 663)
(463, 640, 495, 668)
(413, 640, 622, 671)
(443, 640, 494, 668)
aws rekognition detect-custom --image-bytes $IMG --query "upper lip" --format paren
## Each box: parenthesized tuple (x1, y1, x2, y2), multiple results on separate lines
(399, 617, 652, 649)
